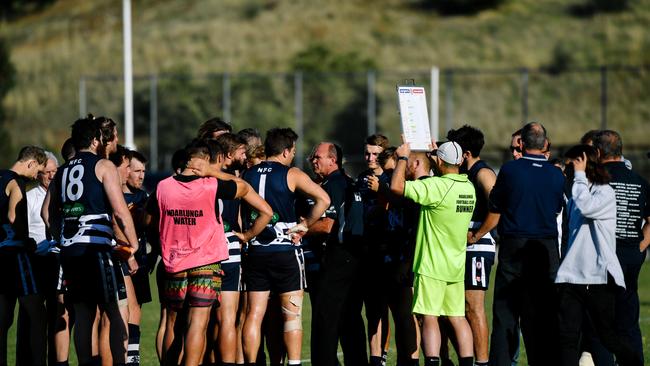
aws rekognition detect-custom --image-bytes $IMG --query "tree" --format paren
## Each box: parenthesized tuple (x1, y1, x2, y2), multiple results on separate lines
(291, 43, 378, 169)
(1, 0, 55, 20)
(423, 0, 506, 15)
(0, 38, 16, 166)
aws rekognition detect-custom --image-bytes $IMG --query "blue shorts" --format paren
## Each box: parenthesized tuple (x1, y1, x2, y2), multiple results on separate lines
(221, 262, 242, 292)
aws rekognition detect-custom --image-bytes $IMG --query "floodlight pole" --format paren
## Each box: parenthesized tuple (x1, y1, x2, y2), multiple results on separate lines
(123, 0, 134, 148)
(430, 67, 439, 141)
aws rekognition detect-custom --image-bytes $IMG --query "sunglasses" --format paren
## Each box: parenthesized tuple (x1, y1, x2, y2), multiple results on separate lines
(509, 146, 522, 153)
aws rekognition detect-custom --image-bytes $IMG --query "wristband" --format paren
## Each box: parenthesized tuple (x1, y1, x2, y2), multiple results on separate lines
(397, 156, 408, 161)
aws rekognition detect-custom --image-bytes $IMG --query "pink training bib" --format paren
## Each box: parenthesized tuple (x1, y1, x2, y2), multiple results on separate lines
(157, 176, 227, 273)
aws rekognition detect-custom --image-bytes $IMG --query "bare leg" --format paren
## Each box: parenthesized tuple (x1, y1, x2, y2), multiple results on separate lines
(74, 303, 99, 364)
(265, 296, 286, 364)
(126, 276, 140, 325)
(99, 303, 128, 366)
(369, 319, 383, 357)
(412, 314, 421, 360)
(203, 305, 218, 365)
(100, 311, 111, 366)
(447, 316, 474, 358)
(53, 293, 72, 363)
(156, 306, 167, 362)
(466, 289, 489, 362)
(91, 308, 100, 358)
(236, 292, 247, 364)
(125, 275, 141, 365)
(280, 290, 303, 362)
(184, 306, 212, 366)
(242, 291, 270, 362)
(421, 315, 442, 357)
(163, 308, 185, 366)
(101, 301, 128, 364)
(217, 291, 241, 363)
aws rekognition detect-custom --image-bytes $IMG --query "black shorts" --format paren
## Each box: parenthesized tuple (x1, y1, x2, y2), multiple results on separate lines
(465, 251, 495, 290)
(61, 247, 127, 305)
(243, 250, 306, 294)
(221, 262, 242, 292)
(0, 247, 40, 297)
(119, 249, 153, 304)
(31, 253, 63, 298)
(131, 267, 152, 304)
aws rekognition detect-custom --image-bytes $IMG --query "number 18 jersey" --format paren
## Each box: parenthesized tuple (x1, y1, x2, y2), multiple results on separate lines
(55, 151, 113, 254)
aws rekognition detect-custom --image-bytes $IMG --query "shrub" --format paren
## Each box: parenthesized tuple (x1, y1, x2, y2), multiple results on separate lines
(427, 0, 507, 15)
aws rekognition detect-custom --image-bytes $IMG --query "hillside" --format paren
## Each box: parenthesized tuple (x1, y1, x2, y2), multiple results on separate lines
(0, 0, 649, 168)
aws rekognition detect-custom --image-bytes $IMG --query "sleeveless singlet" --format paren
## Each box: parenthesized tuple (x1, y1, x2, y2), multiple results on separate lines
(0, 170, 27, 248)
(466, 160, 496, 252)
(242, 161, 298, 253)
(56, 151, 113, 254)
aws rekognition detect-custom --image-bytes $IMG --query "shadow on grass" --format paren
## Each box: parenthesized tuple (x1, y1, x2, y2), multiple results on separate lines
(567, 1, 630, 18)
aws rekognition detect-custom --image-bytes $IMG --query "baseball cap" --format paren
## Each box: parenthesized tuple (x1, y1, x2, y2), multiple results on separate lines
(436, 141, 464, 165)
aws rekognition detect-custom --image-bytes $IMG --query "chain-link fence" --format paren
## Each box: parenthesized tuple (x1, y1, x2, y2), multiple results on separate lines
(79, 65, 650, 178)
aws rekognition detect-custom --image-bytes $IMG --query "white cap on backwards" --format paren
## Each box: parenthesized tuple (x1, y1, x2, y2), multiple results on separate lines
(436, 141, 464, 165)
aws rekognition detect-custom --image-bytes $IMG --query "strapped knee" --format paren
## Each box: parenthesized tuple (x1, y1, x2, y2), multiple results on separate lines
(281, 295, 303, 332)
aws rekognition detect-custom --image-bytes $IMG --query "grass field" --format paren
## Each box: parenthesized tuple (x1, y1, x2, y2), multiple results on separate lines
(8, 258, 650, 365)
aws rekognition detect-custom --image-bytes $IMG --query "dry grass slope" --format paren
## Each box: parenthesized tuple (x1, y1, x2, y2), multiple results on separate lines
(0, 0, 649, 160)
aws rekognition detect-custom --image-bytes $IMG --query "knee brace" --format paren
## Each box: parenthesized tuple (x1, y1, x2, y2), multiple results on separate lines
(281, 295, 303, 332)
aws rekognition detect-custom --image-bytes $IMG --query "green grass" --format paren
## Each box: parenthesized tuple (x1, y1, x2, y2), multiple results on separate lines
(8, 261, 650, 364)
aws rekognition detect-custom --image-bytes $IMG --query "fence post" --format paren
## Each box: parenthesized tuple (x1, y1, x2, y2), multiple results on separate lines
(601, 65, 608, 130)
(149, 74, 158, 172)
(521, 68, 529, 122)
(367, 71, 377, 136)
(79, 77, 87, 118)
(445, 69, 453, 135)
(430, 67, 440, 141)
(294, 72, 304, 169)
(223, 73, 231, 123)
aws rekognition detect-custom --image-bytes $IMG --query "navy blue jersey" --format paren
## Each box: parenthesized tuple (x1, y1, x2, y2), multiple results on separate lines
(124, 188, 149, 265)
(55, 151, 113, 253)
(489, 154, 565, 238)
(219, 198, 242, 264)
(355, 169, 390, 254)
(355, 170, 390, 230)
(242, 161, 297, 252)
(0, 170, 28, 248)
(466, 160, 494, 224)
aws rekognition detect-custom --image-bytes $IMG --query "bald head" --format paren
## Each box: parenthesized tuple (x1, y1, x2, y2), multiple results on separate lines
(407, 152, 430, 179)
(521, 122, 547, 151)
(310, 142, 340, 178)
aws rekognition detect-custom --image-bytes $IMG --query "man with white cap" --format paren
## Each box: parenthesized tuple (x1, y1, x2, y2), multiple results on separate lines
(391, 139, 476, 366)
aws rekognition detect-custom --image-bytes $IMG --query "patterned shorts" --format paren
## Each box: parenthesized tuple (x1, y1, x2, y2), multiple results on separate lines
(164, 263, 222, 311)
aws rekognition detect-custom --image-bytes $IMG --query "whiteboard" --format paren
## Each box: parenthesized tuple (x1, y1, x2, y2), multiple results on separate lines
(397, 86, 432, 151)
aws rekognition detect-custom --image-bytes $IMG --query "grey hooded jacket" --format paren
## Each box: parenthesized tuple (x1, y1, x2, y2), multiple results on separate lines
(555, 171, 625, 288)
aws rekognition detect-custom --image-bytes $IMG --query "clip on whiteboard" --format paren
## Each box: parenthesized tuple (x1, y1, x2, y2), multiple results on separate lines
(396, 81, 432, 152)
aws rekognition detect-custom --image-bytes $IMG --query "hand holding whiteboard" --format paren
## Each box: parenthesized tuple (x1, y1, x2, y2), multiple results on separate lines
(397, 86, 432, 151)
